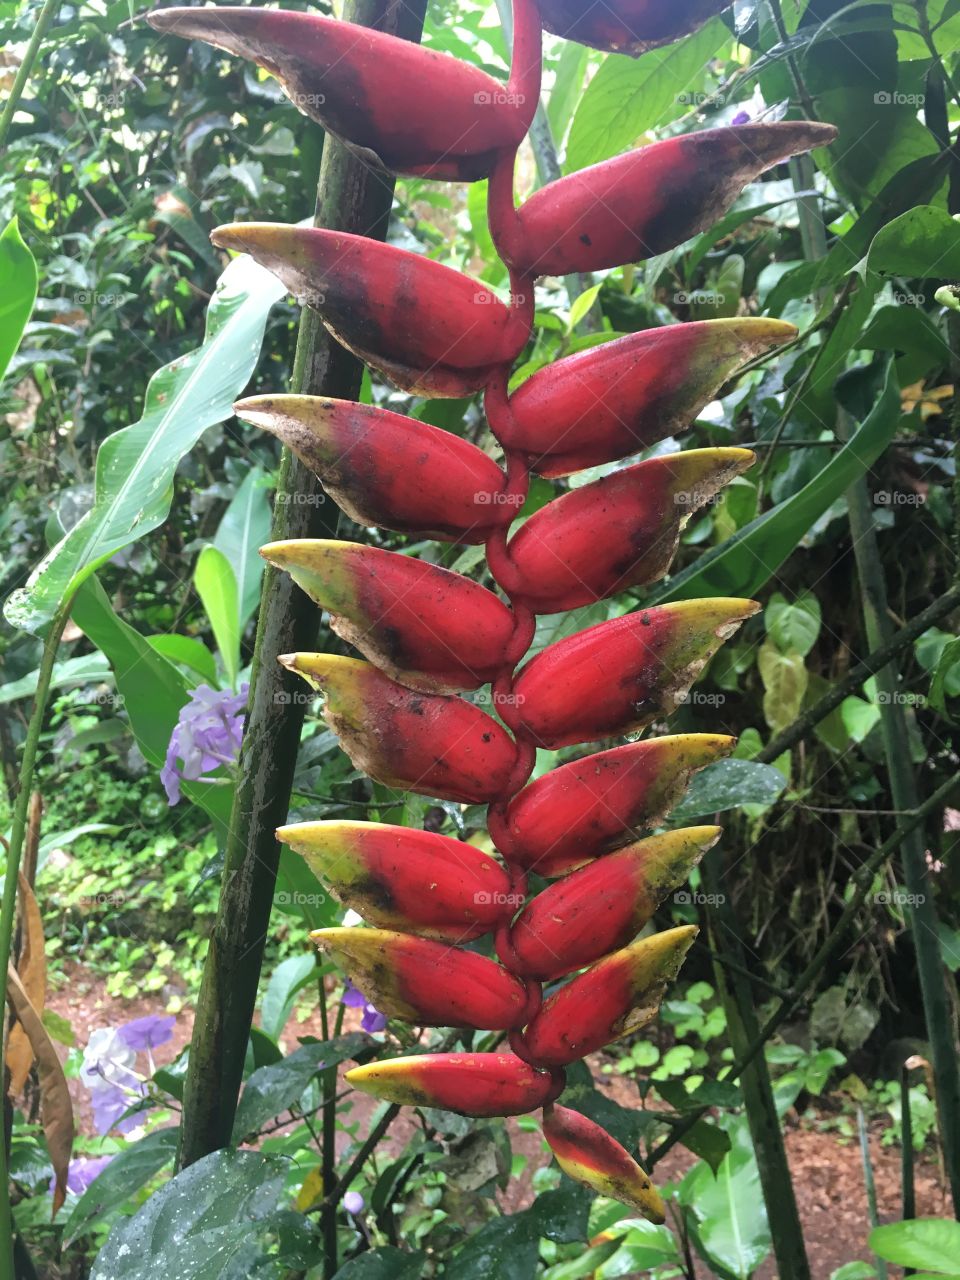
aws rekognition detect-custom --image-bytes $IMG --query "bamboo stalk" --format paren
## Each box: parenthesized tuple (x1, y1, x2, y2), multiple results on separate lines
(702, 849, 811, 1279)
(177, 0, 429, 1169)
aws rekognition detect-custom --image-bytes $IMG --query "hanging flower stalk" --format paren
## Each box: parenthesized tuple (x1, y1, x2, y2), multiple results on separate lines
(150, 0, 835, 1219)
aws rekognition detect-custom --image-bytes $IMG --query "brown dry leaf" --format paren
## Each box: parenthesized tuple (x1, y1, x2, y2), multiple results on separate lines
(6, 966, 73, 1215)
(7, 872, 48, 1095)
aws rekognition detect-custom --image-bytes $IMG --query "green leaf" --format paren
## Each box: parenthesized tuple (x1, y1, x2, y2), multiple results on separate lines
(565, 19, 728, 171)
(830, 1261, 878, 1280)
(147, 635, 218, 685)
(70, 577, 233, 837)
(0, 217, 38, 383)
(529, 1181, 591, 1243)
(91, 1149, 287, 1279)
(260, 954, 317, 1042)
(870, 1218, 960, 1272)
(928, 637, 960, 720)
(63, 1128, 178, 1245)
(452, 1213, 540, 1280)
(656, 365, 901, 602)
(568, 283, 602, 331)
(0, 653, 111, 704)
(669, 759, 787, 822)
(194, 545, 241, 688)
(330, 1250, 426, 1280)
(840, 696, 881, 743)
(766, 592, 821, 656)
(5, 254, 285, 635)
(213, 466, 272, 629)
(683, 1141, 771, 1279)
(679, 1118, 733, 1174)
(232, 1034, 367, 1142)
(758, 642, 808, 735)
(864, 206, 960, 279)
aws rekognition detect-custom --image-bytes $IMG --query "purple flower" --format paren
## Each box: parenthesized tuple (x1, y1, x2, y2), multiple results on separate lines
(162, 683, 248, 805)
(52, 1154, 114, 1197)
(342, 980, 388, 1034)
(81, 1028, 144, 1135)
(730, 109, 751, 125)
(343, 1190, 364, 1215)
(117, 1014, 175, 1053)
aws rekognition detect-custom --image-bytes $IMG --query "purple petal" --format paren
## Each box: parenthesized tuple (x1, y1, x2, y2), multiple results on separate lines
(361, 1006, 388, 1034)
(730, 110, 751, 125)
(116, 1014, 176, 1052)
(53, 1154, 115, 1197)
(341, 981, 367, 1009)
(343, 1190, 364, 1215)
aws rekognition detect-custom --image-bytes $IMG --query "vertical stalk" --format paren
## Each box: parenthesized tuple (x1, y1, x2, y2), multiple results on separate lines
(901, 1063, 916, 1221)
(0, 601, 70, 1277)
(702, 849, 812, 1280)
(838, 411, 960, 1213)
(0, 0, 62, 152)
(859, 1106, 889, 1280)
(177, 0, 428, 1169)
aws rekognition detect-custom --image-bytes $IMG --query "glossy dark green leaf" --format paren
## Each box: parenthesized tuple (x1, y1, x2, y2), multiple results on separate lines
(669, 759, 787, 821)
(0, 217, 38, 383)
(232, 1034, 367, 1143)
(63, 1129, 178, 1245)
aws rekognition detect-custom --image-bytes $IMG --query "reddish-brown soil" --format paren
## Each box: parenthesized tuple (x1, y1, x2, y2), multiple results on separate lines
(45, 964, 949, 1279)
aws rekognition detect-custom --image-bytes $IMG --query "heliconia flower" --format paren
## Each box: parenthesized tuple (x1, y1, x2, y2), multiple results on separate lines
(345, 1053, 556, 1117)
(511, 599, 760, 747)
(53, 1154, 115, 1198)
(510, 827, 721, 979)
(341, 980, 388, 1034)
(146, 6, 538, 181)
(234, 396, 514, 544)
(210, 224, 530, 398)
(493, 123, 837, 276)
(505, 734, 734, 876)
(312, 928, 527, 1030)
(278, 654, 518, 804)
(506, 450, 755, 614)
(542, 1105, 665, 1223)
(524, 926, 698, 1065)
(276, 821, 513, 942)
(261, 540, 515, 694)
(161, 683, 248, 805)
(501, 319, 795, 477)
(536, 0, 732, 54)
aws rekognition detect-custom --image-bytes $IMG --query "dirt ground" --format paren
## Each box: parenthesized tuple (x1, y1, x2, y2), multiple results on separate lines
(47, 963, 950, 1279)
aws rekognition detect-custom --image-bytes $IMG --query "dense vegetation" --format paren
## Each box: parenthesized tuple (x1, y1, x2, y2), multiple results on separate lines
(2, 0, 960, 1275)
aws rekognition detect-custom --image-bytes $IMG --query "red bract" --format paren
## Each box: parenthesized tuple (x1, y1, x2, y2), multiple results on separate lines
(146, 5, 539, 180)
(234, 396, 513, 543)
(500, 319, 795, 476)
(210, 224, 531, 397)
(146, 0, 822, 1218)
(493, 122, 837, 276)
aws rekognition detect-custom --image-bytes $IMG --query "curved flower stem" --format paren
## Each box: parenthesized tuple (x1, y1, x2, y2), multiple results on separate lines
(0, 598, 71, 1275)
(177, 0, 429, 1170)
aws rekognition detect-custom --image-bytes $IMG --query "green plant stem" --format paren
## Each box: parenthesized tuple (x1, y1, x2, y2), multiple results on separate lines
(702, 852, 811, 1280)
(177, 0, 429, 1171)
(902, 1063, 916, 1222)
(0, 600, 70, 1277)
(0, 0, 61, 152)
(859, 1107, 889, 1280)
(758, 584, 960, 763)
(838, 405, 960, 1216)
(648, 773, 960, 1167)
